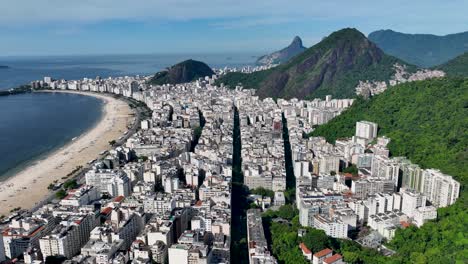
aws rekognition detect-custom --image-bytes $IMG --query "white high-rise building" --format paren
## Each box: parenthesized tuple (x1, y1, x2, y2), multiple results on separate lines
(355, 121, 378, 141)
(318, 155, 340, 175)
(313, 215, 347, 239)
(413, 206, 437, 227)
(106, 174, 131, 197)
(168, 244, 189, 264)
(85, 169, 130, 197)
(39, 213, 97, 260)
(422, 169, 460, 207)
(401, 189, 426, 218)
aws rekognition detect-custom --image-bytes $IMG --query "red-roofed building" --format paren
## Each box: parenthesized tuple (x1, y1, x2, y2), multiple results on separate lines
(313, 248, 333, 264)
(114, 195, 125, 203)
(101, 207, 113, 215)
(323, 254, 344, 264)
(299, 243, 312, 260)
(2, 215, 55, 259)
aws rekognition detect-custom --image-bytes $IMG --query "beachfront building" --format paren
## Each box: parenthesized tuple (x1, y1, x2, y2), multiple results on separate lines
(85, 169, 131, 197)
(59, 185, 100, 207)
(2, 215, 56, 259)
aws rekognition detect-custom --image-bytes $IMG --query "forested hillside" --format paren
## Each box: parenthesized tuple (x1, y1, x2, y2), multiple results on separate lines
(309, 78, 468, 263)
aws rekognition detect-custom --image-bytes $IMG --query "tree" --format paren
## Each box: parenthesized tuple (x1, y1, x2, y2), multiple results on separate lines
(301, 228, 330, 253)
(343, 164, 358, 176)
(250, 187, 275, 199)
(63, 179, 78, 190)
(55, 189, 67, 199)
(138, 155, 149, 162)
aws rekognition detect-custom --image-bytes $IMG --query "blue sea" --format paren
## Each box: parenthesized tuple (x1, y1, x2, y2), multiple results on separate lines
(0, 53, 258, 90)
(0, 53, 257, 179)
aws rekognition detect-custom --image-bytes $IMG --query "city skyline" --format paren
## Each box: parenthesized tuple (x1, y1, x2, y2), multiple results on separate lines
(1, 0, 468, 56)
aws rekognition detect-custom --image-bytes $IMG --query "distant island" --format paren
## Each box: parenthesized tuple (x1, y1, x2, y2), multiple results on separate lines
(0, 65, 9, 69)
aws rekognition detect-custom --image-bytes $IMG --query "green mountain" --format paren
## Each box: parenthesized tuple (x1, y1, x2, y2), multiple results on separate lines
(149, 59, 214, 85)
(309, 78, 468, 263)
(369, 29, 468, 67)
(256, 36, 307, 65)
(216, 28, 413, 99)
(436, 52, 468, 77)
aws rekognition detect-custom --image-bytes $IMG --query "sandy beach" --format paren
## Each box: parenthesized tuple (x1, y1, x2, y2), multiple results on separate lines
(0, 91, 134, 216)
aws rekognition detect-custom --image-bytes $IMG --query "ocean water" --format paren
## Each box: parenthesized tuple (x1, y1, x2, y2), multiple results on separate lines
(0, 92, 103, 179)
(0, 53, 258, 90)
(0, 53, 256, 179)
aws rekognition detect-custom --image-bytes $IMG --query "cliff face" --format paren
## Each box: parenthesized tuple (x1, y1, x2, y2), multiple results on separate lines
(369, 29, 468, 67)
(218, 28, 411, 99)
(256, 36, 307, 65)
(150, 59, 214, 85)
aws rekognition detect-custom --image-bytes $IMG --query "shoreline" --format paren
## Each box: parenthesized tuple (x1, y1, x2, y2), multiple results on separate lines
(0, 90, 134, 216)
(0, 92, 105, 181)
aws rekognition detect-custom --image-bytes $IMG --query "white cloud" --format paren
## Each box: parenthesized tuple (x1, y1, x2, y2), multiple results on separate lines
(0, 0, 465, 36)
(0, 0, 303, 24)
(0, 0, 440, 25)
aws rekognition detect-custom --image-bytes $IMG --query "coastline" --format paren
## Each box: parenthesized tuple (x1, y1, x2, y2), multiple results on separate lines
(0, 90, 134, 215)
(0, 92, 104, 180)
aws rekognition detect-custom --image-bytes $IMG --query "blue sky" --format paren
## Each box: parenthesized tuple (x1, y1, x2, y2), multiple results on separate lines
(1, 0, 467, 56)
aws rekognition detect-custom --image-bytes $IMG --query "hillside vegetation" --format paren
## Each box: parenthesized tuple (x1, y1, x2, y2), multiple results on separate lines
(436, 52, 468, 77)
(149, 59, 214, 85)
(309, 78, 468, 263)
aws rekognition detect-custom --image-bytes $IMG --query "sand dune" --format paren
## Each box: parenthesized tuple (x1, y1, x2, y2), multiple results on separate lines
(0, 91, 133, 216)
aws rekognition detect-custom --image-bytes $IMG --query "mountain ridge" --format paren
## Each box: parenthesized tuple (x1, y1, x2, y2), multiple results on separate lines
(256, 36, 307, 65)
(368, 29, 468, 67)
(216, 28, 414, 99)
(436, 52, 468, 77)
